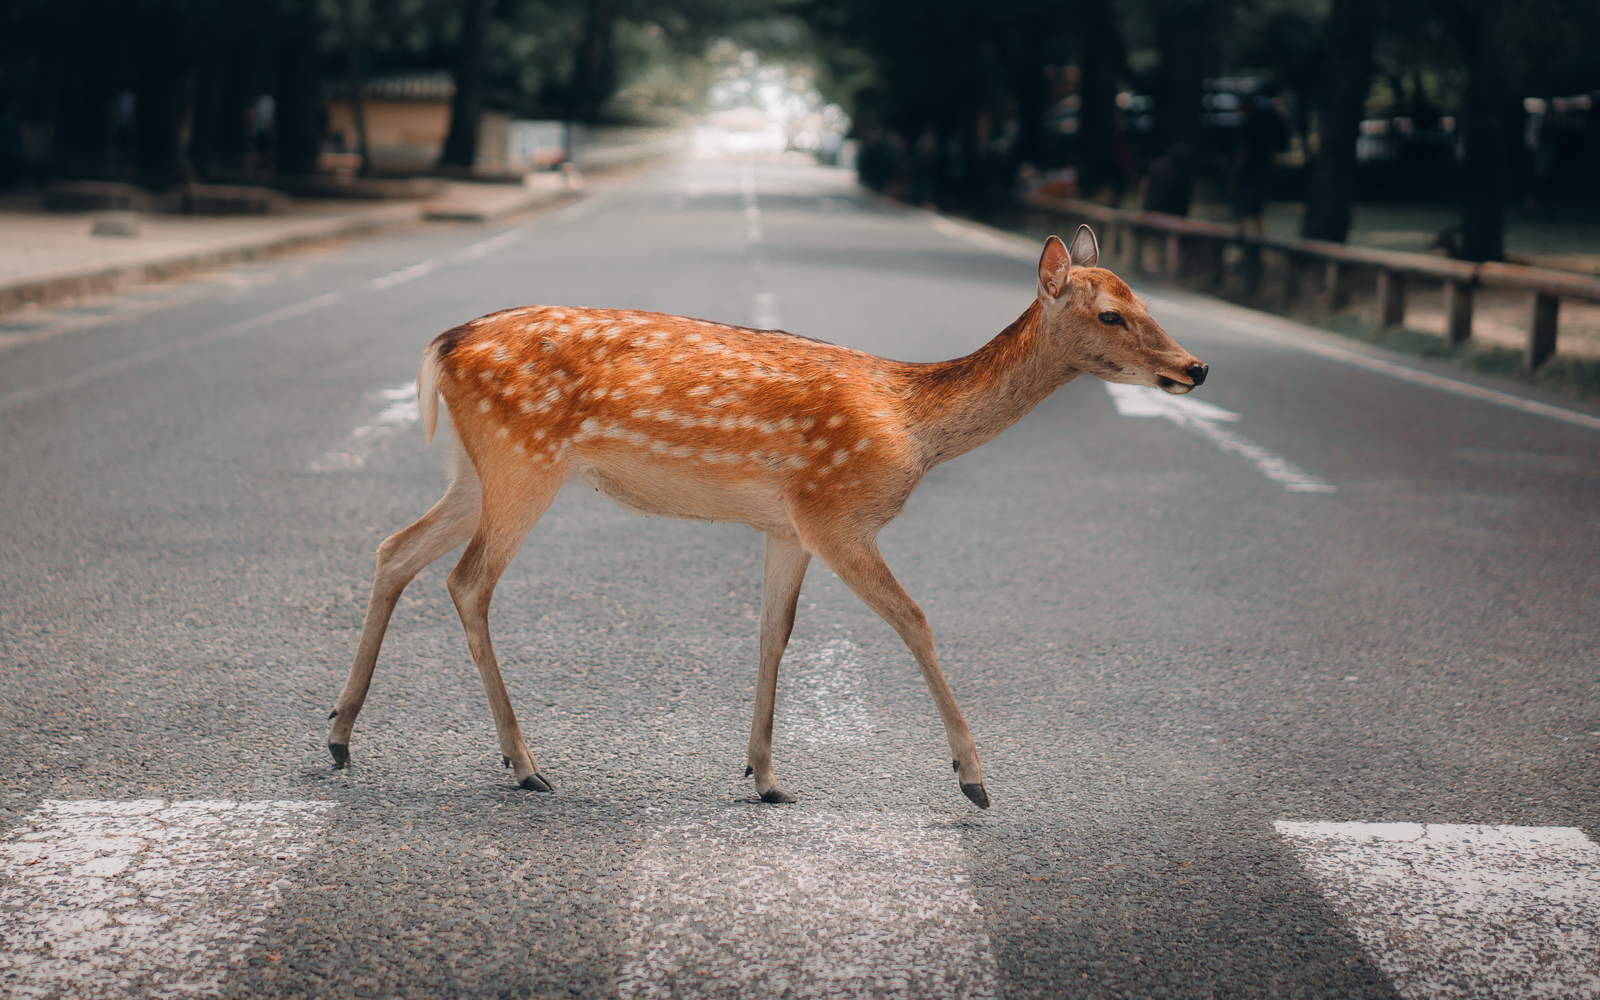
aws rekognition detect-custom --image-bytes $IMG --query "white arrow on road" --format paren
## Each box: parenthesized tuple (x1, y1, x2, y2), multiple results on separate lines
(1104, 383, 1337, 493)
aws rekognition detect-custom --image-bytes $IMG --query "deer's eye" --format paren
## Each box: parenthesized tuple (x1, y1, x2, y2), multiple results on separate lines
(1098, 311, 1123, 326)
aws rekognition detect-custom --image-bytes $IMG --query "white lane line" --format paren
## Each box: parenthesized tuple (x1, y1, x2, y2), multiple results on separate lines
(310, 380, 420, 471)
(1276, 821, 1600, 1000)
(369, 228, 525, 291)
(1105, 383, 1336, 492)
(618, 809, 999, 1000)
(0, 292, 342, 416)
(779, 639, 872, 745)
(752, 291, 782, 329)
(927, 214, 1036, 262)
(0, 798, 336, 999)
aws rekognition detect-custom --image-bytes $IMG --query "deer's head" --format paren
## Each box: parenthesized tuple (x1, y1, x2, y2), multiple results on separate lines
(1036, 226, 1208, 394)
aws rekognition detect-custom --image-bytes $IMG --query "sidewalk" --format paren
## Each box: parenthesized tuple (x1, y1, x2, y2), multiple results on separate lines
(0, 173, 577, 316)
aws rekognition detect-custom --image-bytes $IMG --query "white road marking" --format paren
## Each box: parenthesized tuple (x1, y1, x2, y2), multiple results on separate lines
(310, 380, 421, 471)
(1276, 821, 1600, 1000)
(779, 639, 872, 745)
(0, 798, 336, 999)
(0, 292, 342, 415)
(369, 229, 525, 291)
(753, 291, 782, 330)
(618, 809, 999, 1000)
(1105, 383, 1335, 492)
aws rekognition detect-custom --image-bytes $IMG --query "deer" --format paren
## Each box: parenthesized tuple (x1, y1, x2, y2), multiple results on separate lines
(326, 225, 1207, 808)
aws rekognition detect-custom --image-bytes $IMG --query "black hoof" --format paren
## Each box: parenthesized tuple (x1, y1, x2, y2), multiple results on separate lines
(759, 787, 797, 804)
(960, 782, 990, 809)
(519, 773, 554, 792)
(328, 743, 350, 769)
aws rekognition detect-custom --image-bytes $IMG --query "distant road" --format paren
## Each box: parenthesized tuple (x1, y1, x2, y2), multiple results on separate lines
(1, 155, 1595, 1000)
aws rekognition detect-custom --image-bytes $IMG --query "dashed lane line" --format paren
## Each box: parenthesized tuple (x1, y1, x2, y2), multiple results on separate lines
(309, 380, 422, 471)
(0, 292, 342, 416)
(1105, 382, 1336, 493)
(0, 799, 336, 1000)
(1276, 821, 1600, 1000)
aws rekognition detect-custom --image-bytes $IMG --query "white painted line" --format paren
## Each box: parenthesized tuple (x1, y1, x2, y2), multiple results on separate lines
(752, 291, 782, 330)
(1145, 293, 1600, 433)
(618, 810, 998, 1000)
(369, 229, 525, 291)
(0, 292, 342, 415)
(927, 214, 1037, 262)
(1276, 821, 1600, 1000)
(779, 639, 873, 745)
(311, 380, 421, 471)
(0, 798, 336, 999)
(1105, 383, 1335, 492)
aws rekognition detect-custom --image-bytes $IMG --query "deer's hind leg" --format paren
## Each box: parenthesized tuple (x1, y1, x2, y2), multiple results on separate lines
(747, 531, 811, 803)
(329, 453, 482, 768)
(446, 463, 564, 792)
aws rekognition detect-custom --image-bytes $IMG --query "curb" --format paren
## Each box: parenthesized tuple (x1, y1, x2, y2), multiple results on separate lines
(0, 182, 580, 317)
(0, 202, 423, 317)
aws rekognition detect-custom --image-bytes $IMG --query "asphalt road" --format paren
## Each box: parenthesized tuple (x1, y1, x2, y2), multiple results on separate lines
(1, 156, 1596, 1000)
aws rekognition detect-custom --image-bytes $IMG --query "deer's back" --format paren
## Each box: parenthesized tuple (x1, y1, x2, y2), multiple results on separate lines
(433, 306, 926, 533)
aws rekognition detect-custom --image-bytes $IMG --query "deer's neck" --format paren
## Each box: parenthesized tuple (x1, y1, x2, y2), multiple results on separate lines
(903, 302, 1078, 468)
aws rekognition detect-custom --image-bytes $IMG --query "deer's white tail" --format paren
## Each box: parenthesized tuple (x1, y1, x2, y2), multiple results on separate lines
(418, 340, 446, 446)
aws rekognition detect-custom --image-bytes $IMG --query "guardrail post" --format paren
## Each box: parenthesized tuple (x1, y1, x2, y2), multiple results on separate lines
(1324, 260, 1350, 313)
(1444, 279, 1473, 345)
(1376, 269, 1405, 328)
(1279, 252, 1303, 311)
(1525, 291, 1559, 368)
(1165, 232, 1182, 277)
(1241, 242, 1262, 298)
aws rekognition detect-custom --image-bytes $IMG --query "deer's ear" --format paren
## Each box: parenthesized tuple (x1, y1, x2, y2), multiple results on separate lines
(1037, 235, 1071, 300)
(1068, 225, 1099, 268)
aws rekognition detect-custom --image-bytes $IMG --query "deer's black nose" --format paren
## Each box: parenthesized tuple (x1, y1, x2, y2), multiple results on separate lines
(1187, 363, 1209, 386)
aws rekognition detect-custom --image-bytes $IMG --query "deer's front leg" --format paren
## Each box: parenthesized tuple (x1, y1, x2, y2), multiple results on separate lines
(811, 535, 990, 809)
(747, 531, 811, 803)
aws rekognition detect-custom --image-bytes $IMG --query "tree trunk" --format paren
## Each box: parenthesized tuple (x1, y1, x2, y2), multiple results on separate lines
(440, 0, 491, 170)
(1151, 0, 1225, 153)
(134, 0, 189, 186)
(273, 0, 323, 177)
(1076, 0, 1127, 199)
(1454, 9, 1507, 262)
(567, 0, 617, 124)
(342, 0, 371, 175)
(1300, 0, 1376, 242)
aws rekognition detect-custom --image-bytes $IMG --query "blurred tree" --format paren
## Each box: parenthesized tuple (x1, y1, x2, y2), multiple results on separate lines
(272, 0, 325, 176)
(440, 0, 491, 167)
(1300, 0, 1376, 242)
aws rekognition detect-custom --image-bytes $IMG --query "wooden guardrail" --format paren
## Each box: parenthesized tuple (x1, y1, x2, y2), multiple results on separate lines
(1021, 193, 1600, 368)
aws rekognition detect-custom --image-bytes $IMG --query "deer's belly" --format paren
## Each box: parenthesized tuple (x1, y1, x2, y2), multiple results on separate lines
(573, 458, 791, 531)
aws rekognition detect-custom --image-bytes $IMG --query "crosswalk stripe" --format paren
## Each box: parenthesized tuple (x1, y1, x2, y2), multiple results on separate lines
(0, 799, 335, 999)
(1276, 821, 1600, 1000)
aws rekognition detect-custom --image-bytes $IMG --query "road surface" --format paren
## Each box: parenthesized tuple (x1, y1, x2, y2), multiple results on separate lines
(1, 155, 1597, 1000)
